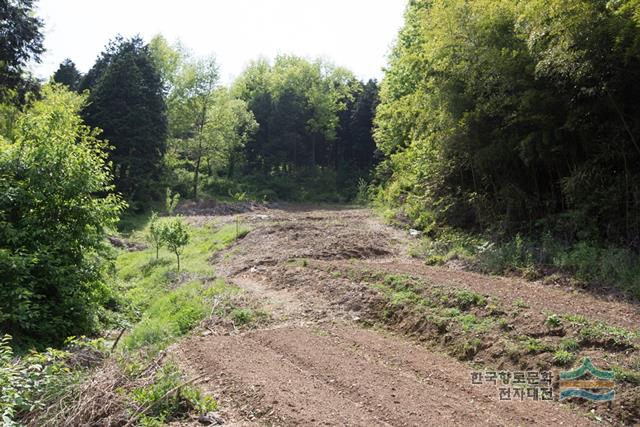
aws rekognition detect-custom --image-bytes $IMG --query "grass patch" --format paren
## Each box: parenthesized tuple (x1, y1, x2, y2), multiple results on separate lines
(389, 290, 420, 306)
(230, 308, 260, 326)
(513, 298, 529, 309)
(559, 338, 579, 351)
(383, 274, 415, 291)
(116, 217, 253, 352)
(125, 281, 229, 351)
(577, 321, 638, 349)
(545, 314, 562, 328)
(564, 314, 588, 325)
(613, 365, 640, 385)
(117, 220, 248, 312)
(452, 290, 486, 310)
(519, 336, 553, 354)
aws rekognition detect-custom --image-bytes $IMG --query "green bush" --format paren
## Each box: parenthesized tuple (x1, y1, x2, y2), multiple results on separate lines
(552, 349, 575, 366)
(0, 85, 125, 347)
(231, 308, 254, 326)
(0, 334, 78, 426)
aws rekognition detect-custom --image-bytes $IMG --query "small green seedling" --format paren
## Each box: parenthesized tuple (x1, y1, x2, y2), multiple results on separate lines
(161, 217, 190, 271)
(147, 212, 163, 259)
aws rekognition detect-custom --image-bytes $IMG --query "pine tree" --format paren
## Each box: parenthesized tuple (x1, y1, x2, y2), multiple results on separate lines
(82, 37, 168, 203)
(52, 59, 82, 91)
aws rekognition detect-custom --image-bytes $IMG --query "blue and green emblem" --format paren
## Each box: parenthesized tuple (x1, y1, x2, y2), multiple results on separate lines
(559, 358, 615, 401)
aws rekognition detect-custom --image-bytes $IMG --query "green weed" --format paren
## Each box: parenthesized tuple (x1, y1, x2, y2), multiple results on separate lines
(552, 349, 575, 366)
(513, 298, 529, 309)
(230, 308, 254, 326)
(520, 336, 552, 354)
(578, 322, 638, 348)
(130, 363, 216, 426)
(559, 338, 579, 351)
(613, 365, 640, 385)
(545, 314, 562, 328)
(453, 290, 486, 310)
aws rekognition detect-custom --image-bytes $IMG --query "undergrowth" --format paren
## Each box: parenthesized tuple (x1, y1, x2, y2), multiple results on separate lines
(4, 215, 254, 425)
(409, 229, 640, 300)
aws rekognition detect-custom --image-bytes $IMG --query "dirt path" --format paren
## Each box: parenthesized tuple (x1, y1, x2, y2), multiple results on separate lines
(173, 205, 639, 426)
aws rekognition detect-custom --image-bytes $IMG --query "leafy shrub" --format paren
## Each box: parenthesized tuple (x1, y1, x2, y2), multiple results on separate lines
(0, 85, 125, 346)
(165, 188, 180, 214)
(354, 178, 373, 205)
(545, 314, 562, 328)
(453, 290, 486, 310)
(577, 322, 638, 348)
(231, 308, 254, 326)
(559, 338, 579, 351)
(409, 229, 483, 266)
(0, 334, 77, 426)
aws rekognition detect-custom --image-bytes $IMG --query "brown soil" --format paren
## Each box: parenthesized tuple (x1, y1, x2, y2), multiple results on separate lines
(173, 205, 639, 426)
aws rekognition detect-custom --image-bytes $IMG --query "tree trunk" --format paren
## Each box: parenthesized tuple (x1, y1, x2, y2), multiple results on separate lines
(193, 139, 203, 201)
(193, 155, 201, 201)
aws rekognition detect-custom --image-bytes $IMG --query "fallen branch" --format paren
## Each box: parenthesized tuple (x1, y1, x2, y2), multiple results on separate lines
(111, 328, 126, 354)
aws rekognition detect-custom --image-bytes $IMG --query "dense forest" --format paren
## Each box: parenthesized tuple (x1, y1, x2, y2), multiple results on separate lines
(376, 0, 640, 245)
(52, 36, 380, 205)
(2, 0, 640, 424)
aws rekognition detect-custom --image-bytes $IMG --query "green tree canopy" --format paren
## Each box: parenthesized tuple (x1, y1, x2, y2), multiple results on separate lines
(81, 36, 168, 203)
(52, 58, 82, 91)
(0, 0, 44, 104)
(150, 36, 258, 200)
(375, 0, 640, 243)
(232, 55, 359, 173)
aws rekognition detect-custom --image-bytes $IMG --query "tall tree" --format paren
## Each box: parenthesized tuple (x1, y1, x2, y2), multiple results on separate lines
(375, 0, 640, 243)
(0, 0, 44, 104)
(82, 36, 168, 203)
(0, 85, 125, 345)
(203, 88, 258, 179)
(231, 58, 273, 175)
(52, 58, 82, 91)
(150, 36, 259, 199)
(170, 56, 220, 200)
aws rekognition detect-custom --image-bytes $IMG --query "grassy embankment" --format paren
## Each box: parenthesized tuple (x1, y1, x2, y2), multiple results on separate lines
(4, 214, 257, 426)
